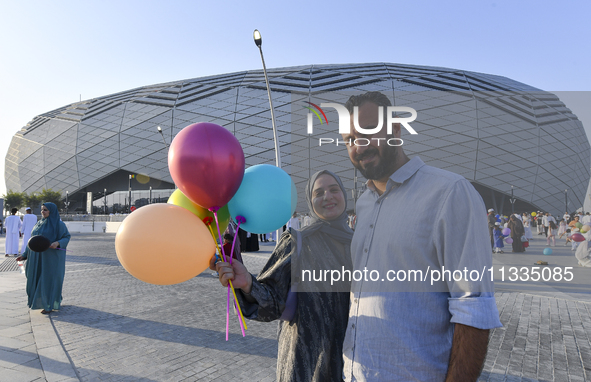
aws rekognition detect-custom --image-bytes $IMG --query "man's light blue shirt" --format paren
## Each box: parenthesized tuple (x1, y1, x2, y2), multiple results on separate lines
(343, 156, 502, 382)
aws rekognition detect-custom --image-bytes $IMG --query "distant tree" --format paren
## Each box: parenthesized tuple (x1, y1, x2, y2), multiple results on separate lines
(2, 190, 25, 212)
(24, 191, 43, 210)
(39, 189, 63, 207)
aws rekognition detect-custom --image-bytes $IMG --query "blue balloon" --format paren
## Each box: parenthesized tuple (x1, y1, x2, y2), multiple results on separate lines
(543, 248, 553, 256)
(496, 219, 501, 223)
(495, 214, 500, 218)
(228, 164, 297, 234)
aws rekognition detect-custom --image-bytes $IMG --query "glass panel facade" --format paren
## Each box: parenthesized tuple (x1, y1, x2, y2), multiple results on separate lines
(4, 63, 590, 215)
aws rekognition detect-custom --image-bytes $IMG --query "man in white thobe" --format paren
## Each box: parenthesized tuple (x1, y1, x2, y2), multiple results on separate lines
(5, 208, 22, 256)
(20, 207, 38, 254)
(267, 231, 277, 241)
(302, 214, 312, 227)
(286, 212, 300, 230)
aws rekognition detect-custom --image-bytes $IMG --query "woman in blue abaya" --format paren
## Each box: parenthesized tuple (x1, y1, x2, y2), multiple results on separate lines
(17, 203, 71, 314)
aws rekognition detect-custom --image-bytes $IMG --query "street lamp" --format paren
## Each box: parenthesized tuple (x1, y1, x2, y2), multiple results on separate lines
(510, 185, 516, 214)
(128, 175, 133, 213)
(253, 29, 281, 168)
(104, 188, 108, 214)
(65, 191, 70, 215)
(157, 125, 177, 190)
(565, 189, 568, 213)
(156, 126, 169, 148)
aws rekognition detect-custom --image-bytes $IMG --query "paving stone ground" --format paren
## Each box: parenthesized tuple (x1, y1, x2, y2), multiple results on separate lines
(0, 233, 590, 381)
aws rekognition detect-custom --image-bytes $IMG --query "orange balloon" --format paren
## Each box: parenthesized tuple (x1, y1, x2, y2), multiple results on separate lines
(115, 204, 215, 285)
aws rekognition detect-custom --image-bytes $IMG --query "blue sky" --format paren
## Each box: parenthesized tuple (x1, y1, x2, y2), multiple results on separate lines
(1, 0, 590, 196)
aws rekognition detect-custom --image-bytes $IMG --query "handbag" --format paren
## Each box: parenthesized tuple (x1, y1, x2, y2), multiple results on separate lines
(520, 235, 528, 242)
(523, 241, 529, 248)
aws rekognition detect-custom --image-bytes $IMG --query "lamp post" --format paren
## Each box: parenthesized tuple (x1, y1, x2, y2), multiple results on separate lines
(510, 185, 516, 214)
(128, 175, 133, 213)
(104, 188, 108, 214)
(157, 126, 169, 148)
(65, 191, 70, 215)
(565, 189, 568, 213)
(253, 29, 281, 168)
(149, 186, 152, 204)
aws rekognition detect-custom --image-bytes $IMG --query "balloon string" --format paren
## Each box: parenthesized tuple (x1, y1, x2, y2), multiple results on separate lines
(206, 224, 223, 261)
(228, 280, 246, 336)
(226, 285, 230, 341)
(229, 215, 247, 336)
(210, 209, 247, 337)
(205, 215, 232, 339)
(210, 208, 227, 263)
(229, 218, 244, 266)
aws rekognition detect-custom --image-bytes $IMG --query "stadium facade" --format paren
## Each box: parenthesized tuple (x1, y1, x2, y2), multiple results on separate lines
(5, 63, 590, 215)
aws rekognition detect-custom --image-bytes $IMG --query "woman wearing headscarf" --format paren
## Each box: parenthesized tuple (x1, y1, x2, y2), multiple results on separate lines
(507, 215, 525, 253)
(16, 203, 71, 314)
(214, 170, 353, 382)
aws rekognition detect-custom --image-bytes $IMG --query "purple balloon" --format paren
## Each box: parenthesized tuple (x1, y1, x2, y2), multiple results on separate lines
(505, 237, 513, 244)
(168, 123, 245, 209)
(502, 228, 511, 236)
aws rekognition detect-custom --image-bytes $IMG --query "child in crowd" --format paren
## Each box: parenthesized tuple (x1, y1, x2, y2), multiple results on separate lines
(567, 229, 581, 251)
(547, 220, 557, 246)
(565, 228, 572, 246)
(493, 222, 505, 253)
(557, 219, 567, 239)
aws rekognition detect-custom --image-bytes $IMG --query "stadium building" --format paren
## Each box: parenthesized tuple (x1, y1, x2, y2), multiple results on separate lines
(5, 63, 590, 215)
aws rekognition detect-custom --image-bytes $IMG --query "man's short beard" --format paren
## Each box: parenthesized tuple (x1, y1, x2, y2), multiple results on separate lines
(354, 145, 398, 180)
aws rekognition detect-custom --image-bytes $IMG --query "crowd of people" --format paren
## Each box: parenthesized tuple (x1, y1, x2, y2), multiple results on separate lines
(487, 209, 591, 254)
(3, 207, 37, 257)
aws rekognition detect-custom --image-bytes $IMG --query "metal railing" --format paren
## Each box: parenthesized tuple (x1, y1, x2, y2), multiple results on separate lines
(61, 214, 129, 222)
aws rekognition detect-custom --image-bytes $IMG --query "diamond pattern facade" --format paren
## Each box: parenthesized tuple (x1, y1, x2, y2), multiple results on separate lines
(5, 63, 589, 214)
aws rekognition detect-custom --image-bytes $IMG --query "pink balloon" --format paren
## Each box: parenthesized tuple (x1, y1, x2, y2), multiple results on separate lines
(169, 123, 245, 208)
(505, 237, 513, 244)
(571, 233, 585, 242)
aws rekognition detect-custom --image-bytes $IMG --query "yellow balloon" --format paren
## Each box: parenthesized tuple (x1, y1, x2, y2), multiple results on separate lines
(115, 204, 215, 285)
(531, 212, 537, 217)
(168, 189, 230, 236)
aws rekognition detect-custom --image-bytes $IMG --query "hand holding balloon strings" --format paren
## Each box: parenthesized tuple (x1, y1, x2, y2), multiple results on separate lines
(168, 126, 298, 341)
(167, 122, 247, 340)
(203, 215, 247, 336)
(209, 208, 247, 340)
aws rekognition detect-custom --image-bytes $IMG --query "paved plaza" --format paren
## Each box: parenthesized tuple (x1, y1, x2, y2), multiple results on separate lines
(1, 232, 590, 381)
